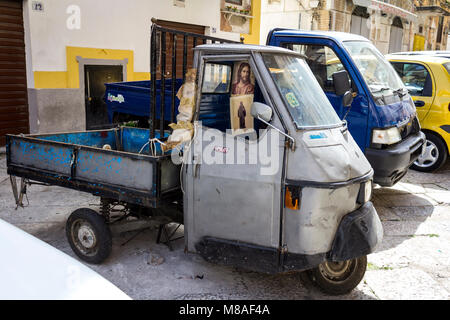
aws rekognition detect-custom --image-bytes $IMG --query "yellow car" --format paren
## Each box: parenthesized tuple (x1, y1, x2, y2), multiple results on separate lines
(386, 54, 450, 172)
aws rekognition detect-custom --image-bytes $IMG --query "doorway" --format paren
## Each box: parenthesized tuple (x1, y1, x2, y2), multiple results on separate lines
(389, 17, 404, 53)
(350, 6, 370, 39)
(84, 65, 123, 130)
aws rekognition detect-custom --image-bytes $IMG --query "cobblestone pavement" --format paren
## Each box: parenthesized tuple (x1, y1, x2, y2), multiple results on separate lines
(0, 153, 449, 300)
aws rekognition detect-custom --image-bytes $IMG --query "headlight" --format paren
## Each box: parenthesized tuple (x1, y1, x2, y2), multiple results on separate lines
(357, 180, 372, 204)
(372, 127, 401, 145)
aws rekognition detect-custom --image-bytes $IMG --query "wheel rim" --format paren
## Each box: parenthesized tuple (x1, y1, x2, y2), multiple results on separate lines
(71, 219, 98, 256)
(318, 260, 356, 282)
(414, 140, 439, 168)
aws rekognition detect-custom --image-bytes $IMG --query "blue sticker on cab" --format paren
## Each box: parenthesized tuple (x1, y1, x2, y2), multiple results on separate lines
(309, 132, 327, 139)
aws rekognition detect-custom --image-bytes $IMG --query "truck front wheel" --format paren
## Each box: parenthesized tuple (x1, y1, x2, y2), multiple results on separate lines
(66, 208, 112, 264)
(411, 132, 448, 172)
(302, 256, 367, 295)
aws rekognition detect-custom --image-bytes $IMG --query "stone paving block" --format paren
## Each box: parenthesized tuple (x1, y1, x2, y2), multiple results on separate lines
(393, 205, 449, 222)
(381, 219, 450, 238)
(399, 182, 426, 194)
(364, 268, 449, 300)
(425, 192, 450, 205)
(374, 206, 401, 221)
(369, 236, 449, 271)
(377, 193, 438, 207)
(373, 183, 411, 195)
(422, 183, 449, 193)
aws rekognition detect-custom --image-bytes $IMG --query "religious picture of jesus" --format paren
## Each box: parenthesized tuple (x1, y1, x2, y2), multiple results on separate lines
(231, 61, 255, 96)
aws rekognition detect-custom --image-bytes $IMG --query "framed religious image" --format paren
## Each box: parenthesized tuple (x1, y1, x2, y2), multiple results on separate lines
(231, 61, 255, 96)
(230, 94, 254, 134)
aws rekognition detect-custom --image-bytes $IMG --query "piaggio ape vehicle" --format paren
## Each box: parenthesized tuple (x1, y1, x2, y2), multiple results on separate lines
(6, 22, 383, 295)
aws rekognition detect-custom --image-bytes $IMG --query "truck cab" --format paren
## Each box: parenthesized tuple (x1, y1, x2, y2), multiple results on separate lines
(267, 29, 426, 186)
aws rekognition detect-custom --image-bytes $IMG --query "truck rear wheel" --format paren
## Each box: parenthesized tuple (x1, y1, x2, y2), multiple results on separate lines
(302, 256, 367, 295)
(66, 208, 112, 264)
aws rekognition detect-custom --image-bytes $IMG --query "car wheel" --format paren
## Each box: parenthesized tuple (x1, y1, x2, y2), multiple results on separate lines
(66, 208, 112, 264)
(411, 132, 448, 172)
(302, 256, 367, 295)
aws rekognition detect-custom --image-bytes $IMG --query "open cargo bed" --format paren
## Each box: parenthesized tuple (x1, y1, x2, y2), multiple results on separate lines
(6, 127, 180, 208)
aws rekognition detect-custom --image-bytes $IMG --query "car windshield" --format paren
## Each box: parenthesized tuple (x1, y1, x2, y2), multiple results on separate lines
(343, 41, 405, 95)
(262, 53, 341, 128)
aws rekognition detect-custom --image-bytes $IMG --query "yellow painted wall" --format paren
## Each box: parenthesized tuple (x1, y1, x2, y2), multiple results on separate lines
(34, 71, 68, 89)
(34, 46, 150, 89)
(241, 0, 261, 45)
(413, 34, 425, 51)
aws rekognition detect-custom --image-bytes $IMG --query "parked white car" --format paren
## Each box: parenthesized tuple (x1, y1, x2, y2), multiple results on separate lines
(0, 219, 131, 300)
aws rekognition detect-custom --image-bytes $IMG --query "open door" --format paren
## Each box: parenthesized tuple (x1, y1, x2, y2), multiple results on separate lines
(84, 65, 123, 130)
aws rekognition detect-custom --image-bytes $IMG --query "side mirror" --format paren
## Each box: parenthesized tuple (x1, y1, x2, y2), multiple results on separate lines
(332, 70, 351, 96)
(342, 91, 353, 107)
(251, 102, 272, 122)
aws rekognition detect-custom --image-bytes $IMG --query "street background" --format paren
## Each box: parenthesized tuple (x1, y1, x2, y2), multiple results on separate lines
(0, 152, 449, 300)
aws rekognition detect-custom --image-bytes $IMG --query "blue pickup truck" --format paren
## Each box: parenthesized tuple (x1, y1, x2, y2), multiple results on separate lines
(105, 79, 183, 126)
(105, 30, 425, 187)
(266, 29, 425, 186)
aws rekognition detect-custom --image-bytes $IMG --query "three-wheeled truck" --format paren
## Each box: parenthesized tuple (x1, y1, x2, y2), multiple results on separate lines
(6, 22, 383, 295)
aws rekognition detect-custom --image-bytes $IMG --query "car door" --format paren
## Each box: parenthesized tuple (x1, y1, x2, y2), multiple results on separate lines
(183, 57, 284, 258)
(390, 61, 435, 122)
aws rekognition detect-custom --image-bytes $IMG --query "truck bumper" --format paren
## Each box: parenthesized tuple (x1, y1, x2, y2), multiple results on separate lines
(327, 201, 383, 262)
(196, 202, 383, 273)
(365, 131, 425, 187)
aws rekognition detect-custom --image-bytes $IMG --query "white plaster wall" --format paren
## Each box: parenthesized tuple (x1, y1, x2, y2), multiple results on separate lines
(24, 0, 240, 76)
(260, 0, 305, 44)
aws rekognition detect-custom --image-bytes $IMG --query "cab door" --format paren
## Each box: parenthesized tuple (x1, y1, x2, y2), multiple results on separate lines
(183, 57, 284, 267)
(390, 61, 435, 121)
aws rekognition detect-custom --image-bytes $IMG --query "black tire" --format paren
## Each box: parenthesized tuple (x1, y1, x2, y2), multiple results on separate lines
(411, 132, 448, 172)
(66, 208, 112, 264)
(303, 256, 367, 295)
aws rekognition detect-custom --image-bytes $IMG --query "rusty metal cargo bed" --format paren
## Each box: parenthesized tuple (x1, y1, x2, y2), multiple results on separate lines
(6, 127, 181, 208)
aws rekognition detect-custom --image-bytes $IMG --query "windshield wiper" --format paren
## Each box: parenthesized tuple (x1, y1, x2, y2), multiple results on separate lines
(371, 87, 391, 93)
(393, 88, 407, 98)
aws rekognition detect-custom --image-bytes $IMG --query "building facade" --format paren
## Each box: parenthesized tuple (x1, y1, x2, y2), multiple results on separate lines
(0, 0, 261, 143)
(259, 0, 450, 54)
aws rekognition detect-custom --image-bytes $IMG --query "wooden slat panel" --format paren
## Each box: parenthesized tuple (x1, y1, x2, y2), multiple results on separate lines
(0, 15, 23, 25)
(0, 105, 28, 112)
(0, 32, 24, 40)
(0, 112, 28, 121)
(155, 20, 205, 79)
(0, 121, 28, 136)
(0, 7, 22, 17)
(0, 0, 21, 9)
(0, 53, 25, 62)
(0, 0, 28, 146)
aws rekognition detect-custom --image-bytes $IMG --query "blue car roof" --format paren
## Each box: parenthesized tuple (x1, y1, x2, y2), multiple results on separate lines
(270, 29, 370, 44)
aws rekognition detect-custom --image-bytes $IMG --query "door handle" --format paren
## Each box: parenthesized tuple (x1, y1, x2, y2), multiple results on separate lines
(414, 100, 425, 107)
(194, 163, 200, 178)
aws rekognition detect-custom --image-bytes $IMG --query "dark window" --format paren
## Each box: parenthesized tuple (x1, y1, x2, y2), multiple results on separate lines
(391, 62, 432, 97)
(437, 16, 444, 43)
(284, 43, 354, 93)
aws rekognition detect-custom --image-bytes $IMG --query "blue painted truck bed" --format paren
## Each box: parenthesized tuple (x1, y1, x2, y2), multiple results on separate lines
(105, 79, 183, 123)
(6, 127, 180, 208)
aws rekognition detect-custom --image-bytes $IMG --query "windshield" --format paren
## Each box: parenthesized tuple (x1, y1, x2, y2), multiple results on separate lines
(262, 53, 341, 128)
(343, 41, 406, 95)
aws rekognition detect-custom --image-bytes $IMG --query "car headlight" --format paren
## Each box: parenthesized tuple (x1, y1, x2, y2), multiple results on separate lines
(372, 127, 401, 145)
(357, 180, 373, 204)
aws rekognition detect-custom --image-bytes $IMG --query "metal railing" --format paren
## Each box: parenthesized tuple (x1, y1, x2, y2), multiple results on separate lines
(149, 18, 241, 139)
